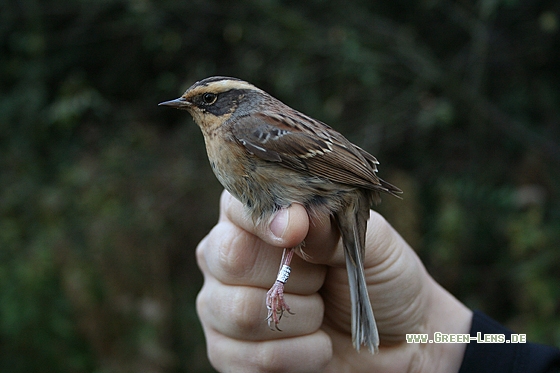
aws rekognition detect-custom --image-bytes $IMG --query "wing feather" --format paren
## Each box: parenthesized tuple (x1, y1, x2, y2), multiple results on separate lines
(231, 111, 389, 191)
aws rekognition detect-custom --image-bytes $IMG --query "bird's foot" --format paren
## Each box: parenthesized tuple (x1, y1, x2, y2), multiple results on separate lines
(266, 280, 293, 330)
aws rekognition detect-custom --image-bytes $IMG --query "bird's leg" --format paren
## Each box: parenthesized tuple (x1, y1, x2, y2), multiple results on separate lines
(266, 247, 295, 330)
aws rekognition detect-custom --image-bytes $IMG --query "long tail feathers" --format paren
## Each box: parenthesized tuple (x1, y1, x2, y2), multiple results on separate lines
(345, 251, 379, 353)
(337, 194, 379, 353)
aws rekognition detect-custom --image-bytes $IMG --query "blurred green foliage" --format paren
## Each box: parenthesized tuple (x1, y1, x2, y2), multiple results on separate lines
(1, 0, 559, 372)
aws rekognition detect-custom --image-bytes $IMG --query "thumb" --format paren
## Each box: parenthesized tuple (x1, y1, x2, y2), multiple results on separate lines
(221, 190, 309, 249)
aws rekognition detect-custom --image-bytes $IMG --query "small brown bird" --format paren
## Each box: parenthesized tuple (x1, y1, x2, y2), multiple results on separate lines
(159, 76, 401, 353)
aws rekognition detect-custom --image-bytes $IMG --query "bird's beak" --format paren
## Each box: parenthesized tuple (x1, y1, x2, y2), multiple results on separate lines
(158, 97, 190, 109)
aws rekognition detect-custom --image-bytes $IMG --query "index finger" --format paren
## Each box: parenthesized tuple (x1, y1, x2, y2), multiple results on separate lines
(220, 190, 342, 265)
(220, 190, 309, 249)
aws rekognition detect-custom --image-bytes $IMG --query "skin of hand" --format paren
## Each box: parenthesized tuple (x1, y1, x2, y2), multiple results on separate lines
(196, 190, 473, 373)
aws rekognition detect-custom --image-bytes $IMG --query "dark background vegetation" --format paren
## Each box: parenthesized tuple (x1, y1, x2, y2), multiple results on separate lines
(1, 0, 559, 371)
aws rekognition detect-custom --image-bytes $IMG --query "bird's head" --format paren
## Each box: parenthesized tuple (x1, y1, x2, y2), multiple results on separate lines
(159, 76, 265, 133)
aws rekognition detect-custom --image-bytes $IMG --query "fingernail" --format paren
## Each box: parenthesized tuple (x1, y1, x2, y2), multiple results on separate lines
(270, 208, 289, 239)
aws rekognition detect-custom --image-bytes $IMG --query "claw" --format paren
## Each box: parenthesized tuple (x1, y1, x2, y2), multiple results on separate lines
(265, 247, 296, 330)
(265, 280, 293, 330)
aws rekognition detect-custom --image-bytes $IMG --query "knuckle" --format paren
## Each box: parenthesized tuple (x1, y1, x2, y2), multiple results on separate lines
(215, 226, 258, 282)
(195, 235, 209, 272)
(200, 220, 257, 282)
(250, 348, 287, 373)
(219, 189, 234, 218)
(200, 283, 265, 335)
(226, 288, 265, 332)
(195, 284, 209, 321)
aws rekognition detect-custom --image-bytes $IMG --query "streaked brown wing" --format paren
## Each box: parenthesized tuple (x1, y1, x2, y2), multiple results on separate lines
(231, 111, 385, 190)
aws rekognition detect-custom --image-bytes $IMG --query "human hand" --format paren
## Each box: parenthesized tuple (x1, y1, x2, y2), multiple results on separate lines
(196, 190, 472, 372)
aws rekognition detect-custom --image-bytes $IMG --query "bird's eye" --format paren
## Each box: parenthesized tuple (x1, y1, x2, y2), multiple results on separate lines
(202, 93, 217, 105)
